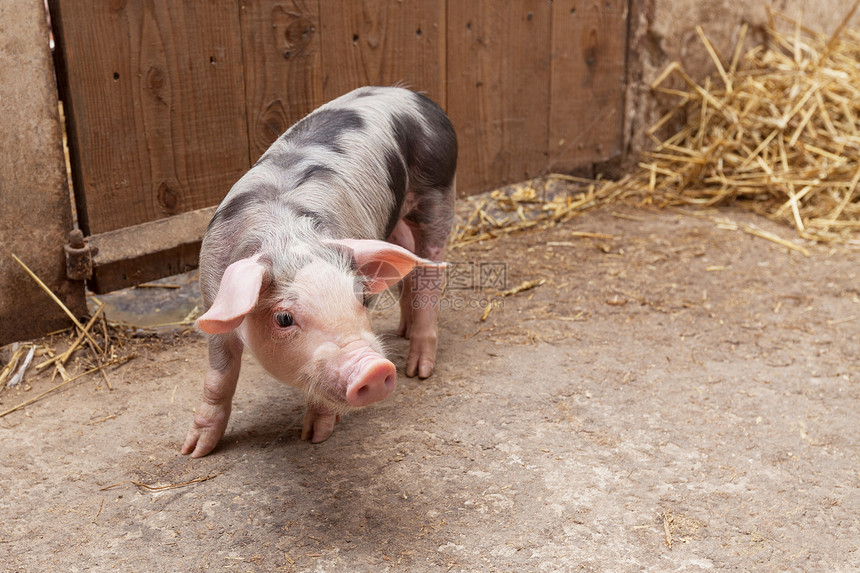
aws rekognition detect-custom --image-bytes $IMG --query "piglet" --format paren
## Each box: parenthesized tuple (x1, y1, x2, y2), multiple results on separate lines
(181, 86, 457, 457)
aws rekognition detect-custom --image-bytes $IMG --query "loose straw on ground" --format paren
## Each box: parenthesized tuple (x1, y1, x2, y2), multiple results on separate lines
(450, 174, 641, 250)
(480, 278, 546, 321)
(0, 354, 136, 418)
(99, 474, 220, 492)
(11, 253, 102, 352)
(0, 345, 28, 387)
(36, 300, 106, 371)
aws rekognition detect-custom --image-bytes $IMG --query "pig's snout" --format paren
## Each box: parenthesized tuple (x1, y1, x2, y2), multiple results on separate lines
(346, 359, 396, 407)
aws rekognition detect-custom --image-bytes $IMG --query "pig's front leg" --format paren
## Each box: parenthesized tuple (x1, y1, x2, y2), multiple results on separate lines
(181, 334, 243, 458)
(301, 404, 340, 443)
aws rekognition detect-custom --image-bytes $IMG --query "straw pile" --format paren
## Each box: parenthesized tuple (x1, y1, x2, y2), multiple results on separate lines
(453, 3, 860, 247)
(640, 3, 860, 242)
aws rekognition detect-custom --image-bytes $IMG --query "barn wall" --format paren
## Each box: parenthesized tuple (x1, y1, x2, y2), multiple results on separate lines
(0, 0, 85, 346)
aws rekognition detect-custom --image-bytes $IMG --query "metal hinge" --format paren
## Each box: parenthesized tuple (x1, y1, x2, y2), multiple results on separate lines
(64, 229, 99, 280)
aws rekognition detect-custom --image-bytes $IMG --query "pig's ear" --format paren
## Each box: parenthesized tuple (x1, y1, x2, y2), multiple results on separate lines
(197, 256, 267, 334)
(327, 238, 442, 294)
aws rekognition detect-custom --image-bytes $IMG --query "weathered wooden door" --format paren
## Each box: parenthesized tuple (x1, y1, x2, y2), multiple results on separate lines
(48, 0, 252, 294)
(48, 0, 452, 294)
(2, 0, 628, 344)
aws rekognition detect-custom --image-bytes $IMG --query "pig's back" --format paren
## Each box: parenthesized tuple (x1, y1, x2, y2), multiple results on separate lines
(239, 86, 456, 241)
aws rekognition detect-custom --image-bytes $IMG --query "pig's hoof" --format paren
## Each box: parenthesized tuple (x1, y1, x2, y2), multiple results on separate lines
(405, 332, 437, 379)
(301, 407, 339, 443)
(180, 403, 230, 458)
(181, 426, 223, 458)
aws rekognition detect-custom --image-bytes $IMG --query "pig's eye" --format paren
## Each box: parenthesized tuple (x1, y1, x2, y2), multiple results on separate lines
(274, 312, 294, 328)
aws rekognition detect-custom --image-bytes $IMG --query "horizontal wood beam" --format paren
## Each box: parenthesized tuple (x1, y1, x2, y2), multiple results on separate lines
(86, 207, 215, 293)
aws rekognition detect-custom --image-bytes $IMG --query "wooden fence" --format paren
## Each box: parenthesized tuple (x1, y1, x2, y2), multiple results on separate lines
(47, 0, 627, 291)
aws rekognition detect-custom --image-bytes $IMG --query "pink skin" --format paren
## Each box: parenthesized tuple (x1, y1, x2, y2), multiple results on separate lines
(180, 334, 243, 458)
(387, 220, 444, 379)
(182, 241, 428, 458)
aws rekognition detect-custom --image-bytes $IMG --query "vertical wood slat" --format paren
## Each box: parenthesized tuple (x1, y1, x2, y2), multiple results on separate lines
(53, 0, 249, 235)
(240, 0, 324, 162)
(318, 0, 447, 106)
(447, 0, 553, 195)
(549, 0, 628, 172)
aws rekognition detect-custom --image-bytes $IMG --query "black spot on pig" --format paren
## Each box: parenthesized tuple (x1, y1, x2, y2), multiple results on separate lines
(207, 194, 253, 232)
(206, 184, 283, 232)
(326, 241, 361, 274)
(392, 93, 457, 191)
(385, 150, 407, 199)
(383, 149, 408, 236)
(283, 108, 366, 154)
(255, 149, 307, 172)
(282, 201, 326, 230)
(295, 164, 337, 188)
(390, 113, 419, 165)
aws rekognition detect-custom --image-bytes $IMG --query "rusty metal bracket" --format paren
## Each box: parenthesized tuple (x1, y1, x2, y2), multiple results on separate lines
(64, 229, 99, 281)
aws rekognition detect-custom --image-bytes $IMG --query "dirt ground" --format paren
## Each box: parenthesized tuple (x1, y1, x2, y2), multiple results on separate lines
(1, 204, 858, 572)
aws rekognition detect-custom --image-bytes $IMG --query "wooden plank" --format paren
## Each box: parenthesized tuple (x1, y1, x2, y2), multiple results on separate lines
(51, 0, 249, 235)
(240, 0, 324, 162)
(86, 207, 215, 294)
(447, 0, 553, 195)
(0, 0, 86, 346)
(548, 0, 628, 171)
(319, 0, 446, 105)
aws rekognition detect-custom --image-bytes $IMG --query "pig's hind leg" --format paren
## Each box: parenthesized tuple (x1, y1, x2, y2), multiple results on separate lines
(391, 182, 455, 378)
(181, 334, 243, 457)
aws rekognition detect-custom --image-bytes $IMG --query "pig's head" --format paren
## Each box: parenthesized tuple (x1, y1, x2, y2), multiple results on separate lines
(196, 239, 434, 414)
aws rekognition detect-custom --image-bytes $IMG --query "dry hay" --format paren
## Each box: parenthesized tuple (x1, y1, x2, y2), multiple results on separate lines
(0, 255, 144, 417)
(640, 3, 860, 243)
(450, 174, 637, 250)
(453, 3, 860, 248)
(0, 296, 198, 417)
